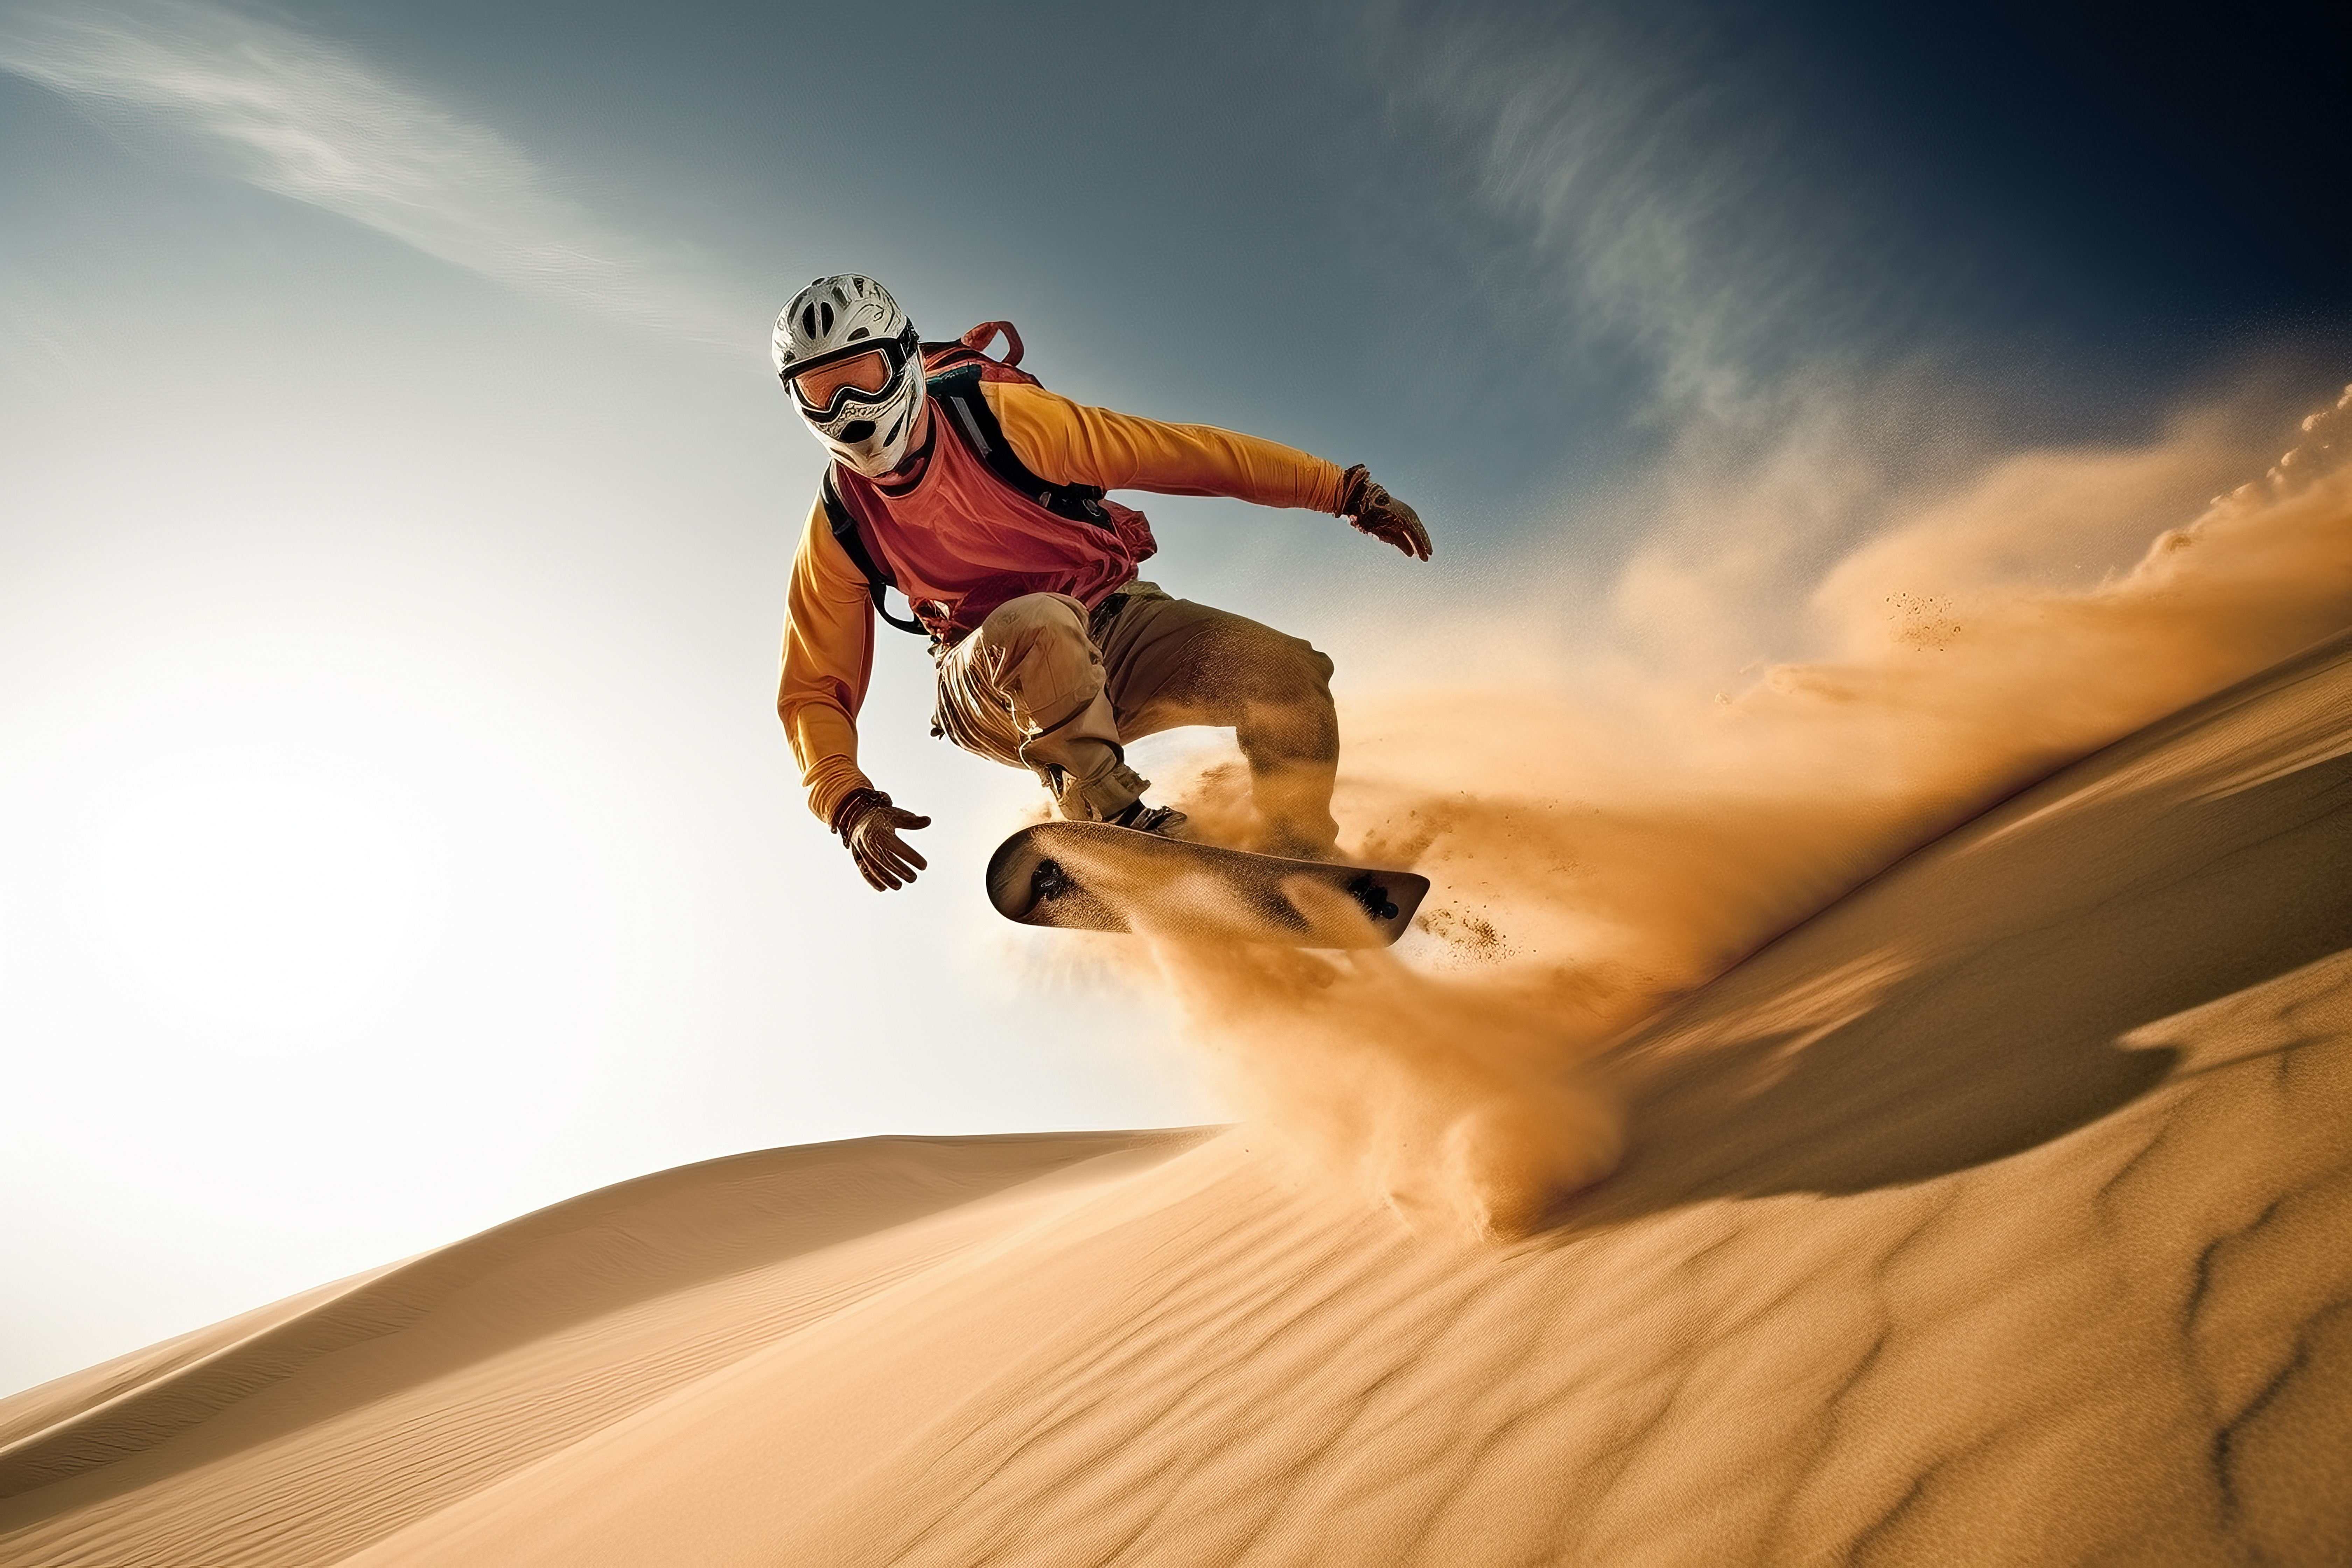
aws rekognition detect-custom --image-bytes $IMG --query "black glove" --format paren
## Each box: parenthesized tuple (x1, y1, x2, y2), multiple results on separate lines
(832, 788, 931, 891)
(1339, 465, 1432, 561)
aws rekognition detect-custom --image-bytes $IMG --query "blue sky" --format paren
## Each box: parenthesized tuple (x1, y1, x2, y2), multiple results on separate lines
(1, 0, 2343, 1391)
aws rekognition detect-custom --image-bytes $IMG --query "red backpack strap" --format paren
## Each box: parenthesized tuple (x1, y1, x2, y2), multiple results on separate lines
(922, 320, 1035, 381)
(960, 320, 1022, 366)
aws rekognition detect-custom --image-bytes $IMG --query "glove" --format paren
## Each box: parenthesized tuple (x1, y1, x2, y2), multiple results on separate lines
(832, 788, 931, 891)
(1339, 465, 1432, 561)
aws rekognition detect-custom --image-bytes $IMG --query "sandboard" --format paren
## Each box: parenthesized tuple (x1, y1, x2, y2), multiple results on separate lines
(986, 821, 1429, 948)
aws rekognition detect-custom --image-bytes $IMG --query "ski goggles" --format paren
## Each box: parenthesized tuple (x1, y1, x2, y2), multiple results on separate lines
(785, 329, 922, 422)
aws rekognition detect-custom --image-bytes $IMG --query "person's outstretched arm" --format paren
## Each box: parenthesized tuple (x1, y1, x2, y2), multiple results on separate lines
(985, 381, 1432, 559)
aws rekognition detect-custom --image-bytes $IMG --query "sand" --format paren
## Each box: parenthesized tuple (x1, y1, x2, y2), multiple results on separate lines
(3, 629, 2349, 1564)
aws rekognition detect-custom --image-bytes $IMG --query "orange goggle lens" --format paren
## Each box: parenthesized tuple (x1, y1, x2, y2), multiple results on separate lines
(791, 349, 894, 411)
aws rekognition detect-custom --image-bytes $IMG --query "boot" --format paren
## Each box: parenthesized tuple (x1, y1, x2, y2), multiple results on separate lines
(1109, 799, 1189, 838)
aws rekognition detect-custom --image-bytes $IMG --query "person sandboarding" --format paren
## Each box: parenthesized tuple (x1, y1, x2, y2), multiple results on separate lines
(771, 274, 1430, 945)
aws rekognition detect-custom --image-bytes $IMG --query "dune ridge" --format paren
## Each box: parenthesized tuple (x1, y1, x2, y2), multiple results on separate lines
(4, 628, 2348, 1564)
(0, 1129, 1212, 1562)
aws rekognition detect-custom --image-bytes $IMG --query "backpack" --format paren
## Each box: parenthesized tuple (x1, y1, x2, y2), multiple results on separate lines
(818, 321, 1156, 637)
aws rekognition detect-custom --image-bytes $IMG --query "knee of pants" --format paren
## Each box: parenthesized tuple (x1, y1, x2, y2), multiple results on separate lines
(1301, 643, 1336, 696)
(1208, 621, 1331, 694)
(974, 593, 1091, 657)
(971, 593, 1107, 735)
(1260, 636, 1336, 712)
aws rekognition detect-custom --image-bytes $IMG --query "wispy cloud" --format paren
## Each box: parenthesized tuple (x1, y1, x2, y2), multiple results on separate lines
(1356, 2, 1871, 414)
(0, 0, 735, 344)
(1342, 4, 2031, 662)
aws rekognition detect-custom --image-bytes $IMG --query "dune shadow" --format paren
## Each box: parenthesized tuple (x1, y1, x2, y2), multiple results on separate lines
(1570, 706, 2352, 1225)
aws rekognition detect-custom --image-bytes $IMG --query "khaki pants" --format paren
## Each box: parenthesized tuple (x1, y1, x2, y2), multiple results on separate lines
(933, 582, 1340, 856)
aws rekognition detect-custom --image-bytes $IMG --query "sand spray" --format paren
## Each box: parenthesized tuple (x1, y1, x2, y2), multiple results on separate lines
(1062, 385, 2352, 1238)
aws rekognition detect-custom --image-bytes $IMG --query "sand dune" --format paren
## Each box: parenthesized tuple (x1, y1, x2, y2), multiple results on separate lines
(4, 631, 2350, 1565)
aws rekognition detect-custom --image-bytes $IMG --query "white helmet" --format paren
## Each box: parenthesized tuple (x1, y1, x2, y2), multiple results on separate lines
(772, 274, 926, 478)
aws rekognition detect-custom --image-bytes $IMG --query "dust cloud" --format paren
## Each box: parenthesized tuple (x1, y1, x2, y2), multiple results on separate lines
(1142, 383, 2352, 1239)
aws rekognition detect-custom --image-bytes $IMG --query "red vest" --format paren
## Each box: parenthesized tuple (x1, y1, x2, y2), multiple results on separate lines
(825, 326, 1156, 643)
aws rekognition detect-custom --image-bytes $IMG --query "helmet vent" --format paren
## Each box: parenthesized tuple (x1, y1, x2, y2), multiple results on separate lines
(848, 327, 869, 340)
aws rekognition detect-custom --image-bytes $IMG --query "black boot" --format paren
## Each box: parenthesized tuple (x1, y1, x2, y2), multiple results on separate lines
(1108, 798, 1189, 838)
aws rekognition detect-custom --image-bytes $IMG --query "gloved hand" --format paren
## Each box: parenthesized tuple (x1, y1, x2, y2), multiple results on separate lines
(1339, 465, 1432, 561)
(832, 788, 932, 891)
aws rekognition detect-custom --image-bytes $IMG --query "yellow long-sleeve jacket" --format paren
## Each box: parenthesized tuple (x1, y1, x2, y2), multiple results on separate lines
(779, 378, 1348, 825)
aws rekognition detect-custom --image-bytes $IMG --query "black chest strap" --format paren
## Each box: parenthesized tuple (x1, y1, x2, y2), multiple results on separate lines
(925, 365, 1119, 532)
(819, 470, 927, 636)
